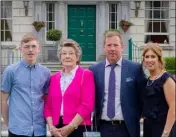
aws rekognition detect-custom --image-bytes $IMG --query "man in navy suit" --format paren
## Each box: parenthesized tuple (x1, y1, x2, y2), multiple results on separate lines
(89, 31, 146, 137)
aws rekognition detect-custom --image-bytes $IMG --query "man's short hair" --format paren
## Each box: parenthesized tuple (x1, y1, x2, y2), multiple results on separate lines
(20, 34, 39, 46)
(104, 31, 123, 45)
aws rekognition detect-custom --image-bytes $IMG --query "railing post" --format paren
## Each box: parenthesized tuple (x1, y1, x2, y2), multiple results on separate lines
(128, 38, 132, 60)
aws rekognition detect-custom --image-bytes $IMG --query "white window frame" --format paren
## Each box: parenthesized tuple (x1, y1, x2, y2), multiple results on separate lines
(108, 2, 121, 30)
(144, 1, 170, 46)
(1, 1, 12, 43)
(45, 2, 56, 43)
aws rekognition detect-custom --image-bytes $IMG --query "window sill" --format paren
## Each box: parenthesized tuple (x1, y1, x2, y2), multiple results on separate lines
(1, 44, 16, 49)
(142, 44, 174, 50)
(44, 41, 58, 45)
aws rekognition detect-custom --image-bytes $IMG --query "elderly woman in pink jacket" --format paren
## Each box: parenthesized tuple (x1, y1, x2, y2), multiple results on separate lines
(44, 39, 95, 137)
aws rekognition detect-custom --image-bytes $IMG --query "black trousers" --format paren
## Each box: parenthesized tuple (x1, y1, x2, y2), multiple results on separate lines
(53, 117, 91, 137)
(99, 120, 131, 137)
(8, 131, 46, 137)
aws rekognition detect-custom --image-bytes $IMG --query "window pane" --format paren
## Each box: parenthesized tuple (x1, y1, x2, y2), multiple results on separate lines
(145, 21, 152, 32)
(111, 13, 116, 22)
(145, 10, 152, 18)
(49, 22, 52, 30)
(153, 21, 160, 32)
(110, 4, 116, 12)
(1, 4, 12, 18)
(1, 20, 5, 30)
(48, 4, 54, 12)
(153, 10, 160, 19)
(111, 22, 116, 29)
(145, 2, 152, 8)
(1, 31, 5, 41)
(162, 1, 169, 8)
(49, 13, 54, 21)
(161, 10, 169, 19)
(153, 1, 161, 8)
(145, 35, 169, 43)
(5, 31, 12, 41)
(161, 21, 169, 33)
(48, 22, 55, 30)
(5, 20, 12, 30)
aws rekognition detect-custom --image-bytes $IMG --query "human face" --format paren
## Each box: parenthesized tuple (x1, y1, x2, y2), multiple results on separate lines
(143, 50, 161, 72)
(19, 40, 40, 65)
(104, 36, 123, 64)
(60, 47, 78, 69)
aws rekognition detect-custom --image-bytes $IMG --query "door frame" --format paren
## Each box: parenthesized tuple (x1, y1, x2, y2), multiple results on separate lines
(66, 3, 98, 61)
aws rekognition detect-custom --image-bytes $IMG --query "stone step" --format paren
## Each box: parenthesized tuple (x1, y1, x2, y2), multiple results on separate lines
(40, 62, 96, 73)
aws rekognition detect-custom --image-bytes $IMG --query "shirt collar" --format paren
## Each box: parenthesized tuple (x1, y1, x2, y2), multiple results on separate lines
(61, 65, 79, 77)
(105, 57, 122, 67)
(21, 59, 37, 68)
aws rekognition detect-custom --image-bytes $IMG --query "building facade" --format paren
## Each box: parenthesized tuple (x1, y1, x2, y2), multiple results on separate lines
(1, 0, 175, 64)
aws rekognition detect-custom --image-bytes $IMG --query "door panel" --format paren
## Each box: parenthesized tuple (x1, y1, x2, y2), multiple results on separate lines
(68, 5, 96, 61)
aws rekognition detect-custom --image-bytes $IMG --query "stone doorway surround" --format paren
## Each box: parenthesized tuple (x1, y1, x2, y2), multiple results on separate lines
(34, 0, 130, 61)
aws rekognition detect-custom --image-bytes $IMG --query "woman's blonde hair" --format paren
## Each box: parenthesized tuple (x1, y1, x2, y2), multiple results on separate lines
(142, 43, 165, 70)
(57, 39, 82, 65)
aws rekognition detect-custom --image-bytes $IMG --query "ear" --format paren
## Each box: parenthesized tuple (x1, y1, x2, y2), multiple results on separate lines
(121, 44, 124, 51)
(76, 56, 79, 62)
(38, 45, 40, 53)
(19, 46, 22, 53)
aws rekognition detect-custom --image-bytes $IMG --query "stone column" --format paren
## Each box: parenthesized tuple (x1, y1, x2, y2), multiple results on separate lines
(58, 2, 66, 39)
(97, 2, 106, 61)
(34, 1, 45, 62)
(121, 1, 130, 59)
(33, 1, 43, 38)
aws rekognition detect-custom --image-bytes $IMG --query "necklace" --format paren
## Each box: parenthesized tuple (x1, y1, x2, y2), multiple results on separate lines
(147, 71, 161, 86)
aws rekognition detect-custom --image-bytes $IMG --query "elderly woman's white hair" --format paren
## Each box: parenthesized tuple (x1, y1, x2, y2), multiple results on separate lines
(57, 39, 82, 64)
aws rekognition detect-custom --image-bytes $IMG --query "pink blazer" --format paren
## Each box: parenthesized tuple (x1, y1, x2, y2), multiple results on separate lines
(44, 66, 95, 126)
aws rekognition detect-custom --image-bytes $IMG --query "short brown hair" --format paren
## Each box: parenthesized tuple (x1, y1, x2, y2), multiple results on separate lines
(20, 34, 39, 46)
(57, 39, 82, 65)
(142, 43, 165, 70)
(104, 31, 123, 45)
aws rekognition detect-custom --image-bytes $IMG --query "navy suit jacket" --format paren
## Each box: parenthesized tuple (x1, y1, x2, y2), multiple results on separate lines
(89, 59, 147, 137)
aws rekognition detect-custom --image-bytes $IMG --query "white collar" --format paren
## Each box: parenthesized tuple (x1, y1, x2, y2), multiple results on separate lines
(105, 57, 122, 67)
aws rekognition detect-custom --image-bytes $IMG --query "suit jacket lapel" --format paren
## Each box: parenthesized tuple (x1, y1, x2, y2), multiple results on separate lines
(121, 59, 129, 95)
(98, 61, 106, 112)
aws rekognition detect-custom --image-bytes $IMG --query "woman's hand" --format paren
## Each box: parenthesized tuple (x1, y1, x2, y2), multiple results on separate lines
(50, 126, 63, 137)
(60, 125, 75, 137)
(161, 131, 169, 137)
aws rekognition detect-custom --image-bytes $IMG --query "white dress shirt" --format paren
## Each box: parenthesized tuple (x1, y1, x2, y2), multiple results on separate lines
(60, 65, 78, 116)
(101, 57, 124, 120)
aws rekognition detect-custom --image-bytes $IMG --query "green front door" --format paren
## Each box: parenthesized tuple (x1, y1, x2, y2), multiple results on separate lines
(68, 5, 96, 61)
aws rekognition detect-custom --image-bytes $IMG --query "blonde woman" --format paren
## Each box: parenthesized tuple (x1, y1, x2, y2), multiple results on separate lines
(142, 43, 175, 137)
